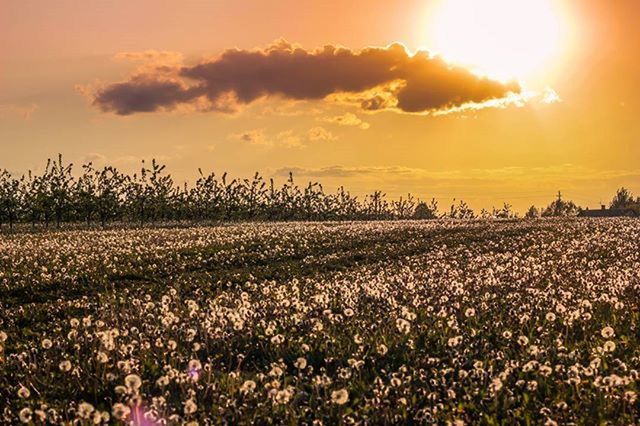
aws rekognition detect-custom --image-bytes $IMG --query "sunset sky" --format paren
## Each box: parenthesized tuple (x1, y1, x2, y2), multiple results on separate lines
(1, 0, 639, 212)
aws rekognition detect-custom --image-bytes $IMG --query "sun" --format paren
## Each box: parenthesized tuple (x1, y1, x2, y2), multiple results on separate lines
(422, 0, 567, 83)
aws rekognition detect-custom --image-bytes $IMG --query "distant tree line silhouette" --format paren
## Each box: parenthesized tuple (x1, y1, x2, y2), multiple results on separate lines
(0, 155, 636, 229)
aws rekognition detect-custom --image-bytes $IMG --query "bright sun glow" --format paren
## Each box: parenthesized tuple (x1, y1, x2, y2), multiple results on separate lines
(424, 0, 567, 83)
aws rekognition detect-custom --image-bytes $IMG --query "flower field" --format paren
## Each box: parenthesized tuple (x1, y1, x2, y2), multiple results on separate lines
(1, 219, 639, 424)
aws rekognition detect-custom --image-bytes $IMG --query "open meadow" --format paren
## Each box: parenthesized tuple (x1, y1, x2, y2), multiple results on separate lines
(1, 219, 640, 424)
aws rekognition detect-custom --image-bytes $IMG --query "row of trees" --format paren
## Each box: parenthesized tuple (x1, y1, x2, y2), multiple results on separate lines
(1, 156, 635, 229)
(0, 155, 447, 229)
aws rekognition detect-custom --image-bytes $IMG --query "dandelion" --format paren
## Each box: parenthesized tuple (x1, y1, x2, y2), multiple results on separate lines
(601, 326, 615, 339)
(240, 380, 256, 394)
(156, 376, 170, 387)
(331, 388, 349, 405)
(184, 399, 197, 415)
(465, 308, 476, 318)
(396, 318, 411, 334)
(489, 377, 503, 393)
(19, 408, 32, 424)
(59, 360, 72, 372)
(17, 385, 30, 399)
(518, 336, 529, 346)
(539, 365, 553, 377)
(502, 330, 512, 339)
(377, 344, 388, 356)
(273, 387, 295, 404)
(448, 336, 462, 347)
(344, 308, 354, 317)
(294, 357, 307, 369)
(188, 360, 202, 382)
(96, 351, 109, 364)
(603, 341, 616, 353)
(77, 402, 94, 419)
(124, 374, 142, 391)
(41, 338, 53, 349)
(545, 312, 556, 322)
(111, 403, 130, 420)
(624, 391, 637, 403)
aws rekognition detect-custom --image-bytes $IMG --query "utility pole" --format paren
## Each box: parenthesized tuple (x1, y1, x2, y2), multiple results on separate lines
(557, 191, 562, 203)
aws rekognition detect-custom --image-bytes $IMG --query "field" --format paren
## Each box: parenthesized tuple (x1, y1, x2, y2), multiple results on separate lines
(1, 219, 639, 424)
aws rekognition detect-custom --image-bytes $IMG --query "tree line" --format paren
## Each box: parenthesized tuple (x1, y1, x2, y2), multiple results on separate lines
(0, 155, 443, 229)
(0, 155, 636, 229)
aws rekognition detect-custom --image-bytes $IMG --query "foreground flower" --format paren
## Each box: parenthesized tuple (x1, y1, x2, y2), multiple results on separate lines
(601, 326, 615, 339)
(184, 399, 197, 415)
(124, 374, 142, 392)
(331, 388, 349, 405)
(240, 380, 256, 394)
(112, 403, 130, 420)
(17, 386, 30, 399)
(19, 408, 32, 423)
(294, 357, 307, 370)
(396, 318, 411, 334)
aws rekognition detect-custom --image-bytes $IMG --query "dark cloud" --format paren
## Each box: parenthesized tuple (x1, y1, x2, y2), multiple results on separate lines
(92, 76, 199, 115)
(92, 41, 520, 115)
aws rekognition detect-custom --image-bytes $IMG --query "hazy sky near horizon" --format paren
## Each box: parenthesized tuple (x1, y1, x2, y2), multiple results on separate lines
(1, 0, 639, 212)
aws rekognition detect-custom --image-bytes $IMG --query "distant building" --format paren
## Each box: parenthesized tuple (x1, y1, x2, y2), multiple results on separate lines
(578, 205, 640, 218)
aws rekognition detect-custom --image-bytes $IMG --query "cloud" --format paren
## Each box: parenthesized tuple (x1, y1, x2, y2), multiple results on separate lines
(274, 164, 640, 188)
(432, 87, 562, 116)
(541, 87, 562, 104)
(114, 50, 184, 66)
(229, 128, 303, 148)
(91, 40, 520, 115)
(0, 103, 38, 120)
(274, 165, 429, 179)
(230, 126, 336, 147)
(91, 75, 201, 115)
(320, 112, 370, 129)
(230, 129, 270, 146)
(275, 130, 304, 148)
(307, 126, 337, 141)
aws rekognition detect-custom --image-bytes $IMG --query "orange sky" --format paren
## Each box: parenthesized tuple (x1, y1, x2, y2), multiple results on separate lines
(1, 0, 639, 212)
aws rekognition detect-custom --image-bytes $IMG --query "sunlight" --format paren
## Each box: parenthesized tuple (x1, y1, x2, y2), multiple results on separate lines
(422, 0, 568, 83)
